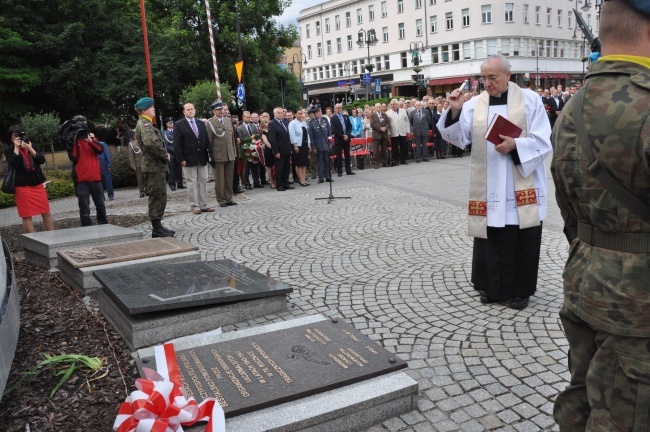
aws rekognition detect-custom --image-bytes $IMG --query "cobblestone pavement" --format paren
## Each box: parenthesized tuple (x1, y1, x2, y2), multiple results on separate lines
(0, 157, 569, 431)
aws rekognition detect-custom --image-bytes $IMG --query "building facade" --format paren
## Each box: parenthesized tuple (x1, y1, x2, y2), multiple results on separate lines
(297, 0, 601, 108)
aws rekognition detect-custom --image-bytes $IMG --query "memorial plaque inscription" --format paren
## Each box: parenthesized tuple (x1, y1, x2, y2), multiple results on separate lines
(136, 319, 407, 417)
(94, 259, 292, 314)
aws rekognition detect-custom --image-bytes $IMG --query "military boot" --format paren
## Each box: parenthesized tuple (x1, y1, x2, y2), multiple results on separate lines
(151, 220, 174, 238)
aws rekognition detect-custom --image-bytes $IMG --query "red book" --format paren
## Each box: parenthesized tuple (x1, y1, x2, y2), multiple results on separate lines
(483, 114, 522, 145)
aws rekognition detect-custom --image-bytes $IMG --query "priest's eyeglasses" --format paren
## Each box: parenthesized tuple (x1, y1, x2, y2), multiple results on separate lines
(478, 75, 502, 84)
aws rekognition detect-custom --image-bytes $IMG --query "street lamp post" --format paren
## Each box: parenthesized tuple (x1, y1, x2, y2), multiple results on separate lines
(409, 41, 425, 98)
(534, 40, 543, 87)
(343, 61, 353, 104)
(356, 28, 378, 102)
(291, 52, 308, 107)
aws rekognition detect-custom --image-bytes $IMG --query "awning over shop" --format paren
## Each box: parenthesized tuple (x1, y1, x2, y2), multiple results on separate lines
(307, 86, 352, 96)
(428, 77, 467, 86)
(529, 73, 571, 79)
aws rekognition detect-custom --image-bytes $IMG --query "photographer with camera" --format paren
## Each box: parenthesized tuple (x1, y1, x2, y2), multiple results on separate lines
(6, 125, 54, 233)
(66, 115, 107, 226)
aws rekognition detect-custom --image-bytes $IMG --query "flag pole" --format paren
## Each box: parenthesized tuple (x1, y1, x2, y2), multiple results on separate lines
(204, 0, 222, 101)
(139, 0, 154, 101)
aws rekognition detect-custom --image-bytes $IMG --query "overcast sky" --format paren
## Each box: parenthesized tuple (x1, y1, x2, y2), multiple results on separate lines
(276, 0, 329, 27)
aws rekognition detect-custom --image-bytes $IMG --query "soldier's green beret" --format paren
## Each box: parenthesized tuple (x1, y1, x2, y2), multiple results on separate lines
(607, 0, 650, 16)
(134, 97, 155, 110)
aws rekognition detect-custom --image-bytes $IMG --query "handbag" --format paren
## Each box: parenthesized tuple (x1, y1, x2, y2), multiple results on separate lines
(2, 167, 16, 194)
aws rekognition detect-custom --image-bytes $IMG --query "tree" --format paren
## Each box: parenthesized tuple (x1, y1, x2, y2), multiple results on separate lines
(180, 80, 232, 119)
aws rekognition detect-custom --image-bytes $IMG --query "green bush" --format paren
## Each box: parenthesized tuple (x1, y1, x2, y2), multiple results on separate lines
(110, 148, 138, 188)
(0, 190, 15, 208)
(19, 112, 61, 147)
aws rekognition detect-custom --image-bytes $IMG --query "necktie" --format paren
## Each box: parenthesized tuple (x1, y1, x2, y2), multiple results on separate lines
(247, 124, 252, 135)
(378, 113, 382, 121)
(190, 119, 198, 138)
(418, 110, 422, 121)
(339, 114, 345, 134)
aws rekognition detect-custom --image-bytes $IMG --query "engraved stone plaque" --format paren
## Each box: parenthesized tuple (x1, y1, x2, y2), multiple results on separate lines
(94, 259, 292, 314)
(58, 238, 198, 269)
(136, 319, 407, 417)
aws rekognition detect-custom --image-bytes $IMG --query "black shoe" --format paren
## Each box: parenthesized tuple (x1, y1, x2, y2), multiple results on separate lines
(393, 161, 400, 166)
(326, 178, 333, 182)
(177, 185, 187, 189)
(139, 192, 146, 198)
(245, 185, 253, 190)
(169, 185, 176, 191)
(346, 171, 356, 175)
(338, 173, 343, 177)
(234, 188, 244, 194)
(401, 161, 408, 165)
(423, 158, 430, 162)
(416, 159, 421, 163)
(480, 294, 498, 304)
(285, 186, 295, 190)
(261, 180, 269, 185)
(162, 226, 175, 235)
(254, 184, 263, 188)
(311, 174, 316, 179)
(509, 297, 530, 310)
(226, 202, 238, 206)
(152, 228, 174, 238)
(318, 179, 324, 183)
(277, 187, 286, 191)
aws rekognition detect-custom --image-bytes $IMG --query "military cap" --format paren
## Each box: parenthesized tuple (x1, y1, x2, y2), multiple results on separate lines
(307, 104, 321, 114)
(210, 100, 224, 110)
(134, 97, 155, 110)
(165, 117, 174, 123)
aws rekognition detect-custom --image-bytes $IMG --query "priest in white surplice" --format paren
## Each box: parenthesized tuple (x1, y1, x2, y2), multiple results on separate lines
(437, 55, 552, 310)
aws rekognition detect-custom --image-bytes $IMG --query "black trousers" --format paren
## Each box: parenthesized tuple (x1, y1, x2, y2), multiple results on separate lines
(168, 156, 183, 187)
(243, 160, 261, 186)
(335, 141, 352, 174)
(274, 154, 291, 188)
(471, 224, 543, 301)
(392, 135, 407, 163)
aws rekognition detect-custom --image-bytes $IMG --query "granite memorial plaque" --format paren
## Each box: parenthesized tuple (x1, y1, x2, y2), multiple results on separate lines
(94, 259, 292, 315)
(58, 238, 198, 269)
(136, 319, 407, 417)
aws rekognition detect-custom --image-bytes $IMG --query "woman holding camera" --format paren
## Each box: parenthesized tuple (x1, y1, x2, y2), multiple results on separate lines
(6, 125, 54, 233)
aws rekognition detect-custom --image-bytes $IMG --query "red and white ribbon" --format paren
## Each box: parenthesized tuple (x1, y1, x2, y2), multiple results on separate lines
(113, 344, 226, 432)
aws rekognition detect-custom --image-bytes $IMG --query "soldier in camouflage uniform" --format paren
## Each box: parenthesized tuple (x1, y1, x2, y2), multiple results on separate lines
(550, 1, 650, 430)
(134, 97, 174, 238)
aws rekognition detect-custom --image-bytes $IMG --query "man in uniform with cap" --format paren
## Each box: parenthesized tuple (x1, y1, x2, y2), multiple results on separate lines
(163, 117, 183, 191)
(205, 101, 237, 207)
(134, 97, 174, 237)
(307, 105, 333, 184)
(551, 0, 650, 429)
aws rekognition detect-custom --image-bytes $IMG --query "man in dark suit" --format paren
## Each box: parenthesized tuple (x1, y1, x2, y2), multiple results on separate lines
(236, 111, 262, 189)
(173, 102, 214, 214)
(547, 88, 564, 128)
(268, 107, 294, 191)
(409, 101, 432, 162)
(370, 102, 390, 168)
(330, 103, 355, 177)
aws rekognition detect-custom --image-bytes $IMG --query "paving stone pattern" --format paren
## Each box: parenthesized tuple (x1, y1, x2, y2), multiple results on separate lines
(0, 157, 567, 431)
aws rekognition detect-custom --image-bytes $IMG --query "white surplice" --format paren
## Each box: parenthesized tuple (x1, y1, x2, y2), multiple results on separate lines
(437, 88, 552, 227)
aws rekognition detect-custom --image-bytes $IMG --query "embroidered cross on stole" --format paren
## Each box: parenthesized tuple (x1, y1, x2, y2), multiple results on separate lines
(468, 83, 540, 239)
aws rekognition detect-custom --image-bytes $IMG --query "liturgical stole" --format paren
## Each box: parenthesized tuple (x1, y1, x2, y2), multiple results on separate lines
(468, 83, 540, 239)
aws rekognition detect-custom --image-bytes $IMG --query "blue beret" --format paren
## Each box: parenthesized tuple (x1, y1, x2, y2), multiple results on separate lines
(134, 97, 155, 110)
(625, 0, 650, 16)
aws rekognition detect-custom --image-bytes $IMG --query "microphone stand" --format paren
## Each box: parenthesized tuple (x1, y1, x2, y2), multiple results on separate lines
(315, 145, 351, 204)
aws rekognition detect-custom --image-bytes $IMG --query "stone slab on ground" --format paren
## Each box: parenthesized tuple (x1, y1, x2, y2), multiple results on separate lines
(134, 316, 418, 432)
(94, 259, 292, 314)
(0, 238, 19, 400)
(98, 287, 288, 350)
(21, 224, 143, 269)
(60, 251, 200, 295)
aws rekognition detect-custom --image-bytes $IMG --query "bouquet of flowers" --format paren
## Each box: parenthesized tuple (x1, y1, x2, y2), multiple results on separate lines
(240, 136, 263, 164)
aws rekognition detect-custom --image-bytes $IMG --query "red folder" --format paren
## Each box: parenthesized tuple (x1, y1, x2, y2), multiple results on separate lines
(483, 114, 522, 145)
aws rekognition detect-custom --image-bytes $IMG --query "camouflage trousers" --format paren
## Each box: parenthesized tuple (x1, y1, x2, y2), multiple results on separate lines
(143, 171, 167, 221)
(554, 305, 650, 431)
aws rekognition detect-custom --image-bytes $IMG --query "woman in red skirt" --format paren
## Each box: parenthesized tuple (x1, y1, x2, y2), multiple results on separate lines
(7, 126, 54, 233)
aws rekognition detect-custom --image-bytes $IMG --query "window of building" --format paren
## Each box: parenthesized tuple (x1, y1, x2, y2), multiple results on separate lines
(381, 1, 388, 17)
(306, 24, 310, 38)
(452, 43, 460, 61)
(596, 13, 599, 31)
(332, 66, 337, 78)
(513, 38, 520, 55)
(416, 18, 423, 36)
(430, 15, 438, 33)
(384, 55, 390, 69)
(482, 5, 492, 24)
(357, 8, 363, 24)
(430, 0, 436, 4)
(557, 10, 562, 27)
(347, 35, 352, 50)
(317, 42, 322, 56)
(376, 56, 382, 71)
(360, 59, 365, 71)
(369, 5, 375, 21)
(353, 62, 358, 75)
(535, 6, 540, 24)
(398, 22, 405, 39)
(326, 40, 332, 55)
(383, 26, 389, 42)
(487, 38, 497, 55)
(312, 69, 317, 81)
(431, 46, 440, 63)
(335, 15, 340, 30)
(441, 45, 449, 62)
(318, 67, 323, 79)
(501, 38, 510, 55)
(336, 38, 342, 52)
(415, 0, 422, 9)
(553, 40, 558, 57)
(463, 41, 471, 59)
(505, 3, 514, 22)
(401, 52, 408, 68)
(346, 12, 351, 27)
(547, 8, 552, 26)
(587, 13, 592, 28)
(338, 63, 343, 76)
(475, 41, 485, 58)
(545, 39, 551, 57)
(398, 0, 404, 13)
(462, 8, 470, 27)
(307, 45, 312, 58)
(316, 21, 321, 35)
(325, 18, 330, 33)
(446, 12, 453, 30)
(523, 4, 529, 23)
(325, 66, 330, 79)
